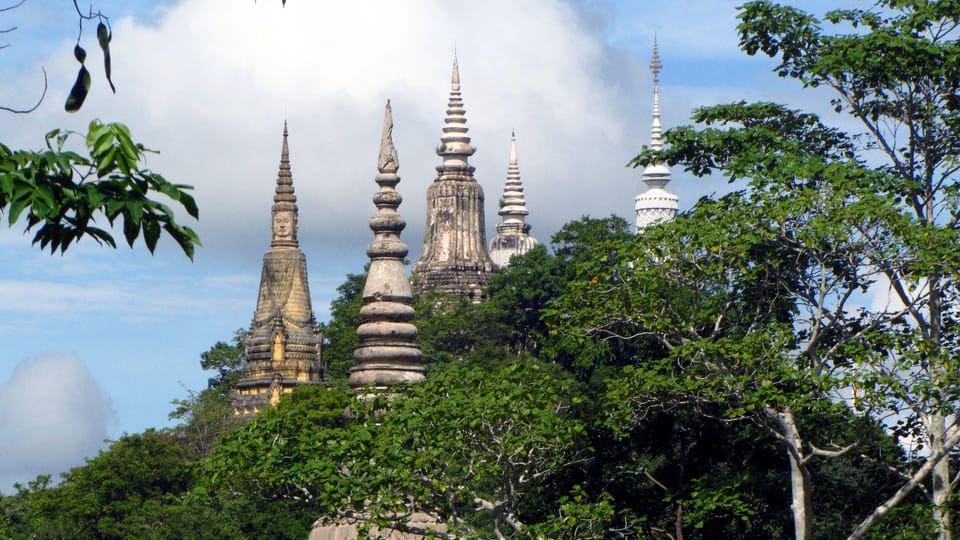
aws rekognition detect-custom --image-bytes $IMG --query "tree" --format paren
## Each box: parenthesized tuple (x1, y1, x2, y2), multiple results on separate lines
(205, 359, 597, 538)
(168, 330, 245, 458)
(317, 270, 366, 384)
(582, 2, 960, 538)
(12, 430, 194, 539)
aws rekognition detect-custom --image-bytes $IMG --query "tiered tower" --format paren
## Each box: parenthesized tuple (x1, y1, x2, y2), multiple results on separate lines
(349, 101, 426, 391)
(232, 123, 323, 417)
(488, 131, 538, 268)
(413, 55, 494, 300)
(311, 102, 443, 540)
(635, 38, 679, 232)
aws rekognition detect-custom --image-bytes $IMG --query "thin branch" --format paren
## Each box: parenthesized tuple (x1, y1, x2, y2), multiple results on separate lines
(0, 67, 46, 113)
(0, 0, 27, 14)
(806, 441, 857, 461)
(71, 0, 98, 19)
(848, 426, 960, 539)
(644, 470, 671, 492)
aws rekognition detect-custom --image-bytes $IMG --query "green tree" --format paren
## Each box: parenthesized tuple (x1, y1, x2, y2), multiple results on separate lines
(169, 330, 245, 459)
(589, 2, 960, 538)
(205, 359, 597, 538)
(318, 270, 366, 384)
(16, 430, 193, 539)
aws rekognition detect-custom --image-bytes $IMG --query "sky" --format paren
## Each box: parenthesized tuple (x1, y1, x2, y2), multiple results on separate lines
(0, 0, 860, 491)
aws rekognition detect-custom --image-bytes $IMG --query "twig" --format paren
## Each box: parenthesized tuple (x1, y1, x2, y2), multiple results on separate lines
(0, 0, 27, 14)
(0, 67, 47, 113)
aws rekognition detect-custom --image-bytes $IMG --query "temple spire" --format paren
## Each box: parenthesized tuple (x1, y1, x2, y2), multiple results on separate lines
(649, 36, 663, 152)
(271, 121, 299, 248)
(635, 37, 679, 232)
(489, 131, 538, 268)
(232, 121, 323, 417)
(350, 101, 425, 391)
(500, 131, 529, 224)
(414, 54, 494, 300)
(437, 52, 475, 172)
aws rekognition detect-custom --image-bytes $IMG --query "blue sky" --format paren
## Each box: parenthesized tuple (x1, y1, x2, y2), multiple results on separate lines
(0, 0, 858, 491)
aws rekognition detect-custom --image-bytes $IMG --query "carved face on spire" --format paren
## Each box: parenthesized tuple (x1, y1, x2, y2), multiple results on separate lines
(272, 210, 295, 240)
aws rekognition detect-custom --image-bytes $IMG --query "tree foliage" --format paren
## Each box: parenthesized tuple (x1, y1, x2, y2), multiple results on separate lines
(608, 1, 960, 538)
(0, 121, 200, 257)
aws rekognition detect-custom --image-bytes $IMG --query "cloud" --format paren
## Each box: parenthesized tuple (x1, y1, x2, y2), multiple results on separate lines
(1, 0, 649, 268)
(0, 354, 114, 493)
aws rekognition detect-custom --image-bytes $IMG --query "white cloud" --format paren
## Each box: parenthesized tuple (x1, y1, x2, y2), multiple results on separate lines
(0, 354, 114, 493)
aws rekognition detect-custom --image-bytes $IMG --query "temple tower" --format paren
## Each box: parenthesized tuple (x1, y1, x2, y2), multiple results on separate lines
(311, 102, 443, 540)
(232, 123, 323, 417)
(350, 101, 426, 392)
(635, 37, 679, 232)
(489, 131, 538, 268)
(412, 55, 494, 300)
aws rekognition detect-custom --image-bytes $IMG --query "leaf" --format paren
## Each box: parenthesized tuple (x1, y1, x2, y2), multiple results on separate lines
(8, 198, 28, 226)
(65, 65, 92, 113)
(97, 22, 115, 93)
(123, 213, 139, 247)
(143, 219, 160, 253)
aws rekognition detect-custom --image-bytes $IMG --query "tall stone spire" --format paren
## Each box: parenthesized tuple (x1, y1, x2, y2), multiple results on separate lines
(413, 53, 494, 300)
(232, 123, 323, 417)
(489, 131, 538, 268)
(635, 36, 679, 232)
(350, 101, 425, 391)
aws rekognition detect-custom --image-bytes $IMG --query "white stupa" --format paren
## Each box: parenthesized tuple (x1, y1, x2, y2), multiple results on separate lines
(489, 131, 538, 268)
(635, 37, 679, 232)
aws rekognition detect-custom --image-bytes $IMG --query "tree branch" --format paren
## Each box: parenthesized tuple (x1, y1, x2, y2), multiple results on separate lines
(0, 67, 46, 113)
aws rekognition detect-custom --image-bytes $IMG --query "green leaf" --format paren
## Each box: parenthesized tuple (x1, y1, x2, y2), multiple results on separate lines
(143, 219, 160, 253)
(65, 65, 92, 113)
(8, 198, 28, 226)
(123, 213, 139, 247)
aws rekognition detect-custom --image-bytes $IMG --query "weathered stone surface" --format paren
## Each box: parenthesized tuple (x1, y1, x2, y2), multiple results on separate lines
(413, 55, 494, 300)
(232, 124, 323, 417)
(349, 101, 425, 391)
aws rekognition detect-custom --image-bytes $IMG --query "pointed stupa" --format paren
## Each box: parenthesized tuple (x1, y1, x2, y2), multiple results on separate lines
(489, 131, 538, 268)
(350, 101, 426, 391)
(412, 53, 495, 301)
(635, 37, 679, 232)
(232, 123, 324, 417)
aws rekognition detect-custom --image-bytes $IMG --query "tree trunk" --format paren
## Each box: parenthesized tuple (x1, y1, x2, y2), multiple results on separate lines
(930, 411, 952, 540)
(769, 407, 812, 540)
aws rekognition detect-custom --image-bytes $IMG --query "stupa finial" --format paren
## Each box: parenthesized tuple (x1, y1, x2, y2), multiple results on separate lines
(378, 100, 399, 174)
(649, 36, 663, 152)
(436, 52, 475, 171)
(452, 50, 460, 88)
(271, 121, 299, 248)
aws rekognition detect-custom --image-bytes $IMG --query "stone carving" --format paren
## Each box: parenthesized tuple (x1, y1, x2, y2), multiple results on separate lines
(232, 123, 324, 417)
